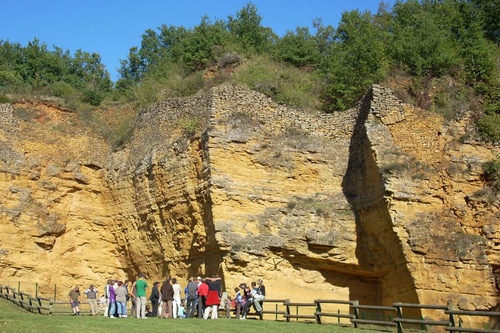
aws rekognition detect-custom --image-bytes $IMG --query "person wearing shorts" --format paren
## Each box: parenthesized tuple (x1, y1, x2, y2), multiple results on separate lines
(68, 285, 81, 316)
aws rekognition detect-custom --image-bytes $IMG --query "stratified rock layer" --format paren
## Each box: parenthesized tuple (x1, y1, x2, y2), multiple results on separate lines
(0, 85, 498, 326)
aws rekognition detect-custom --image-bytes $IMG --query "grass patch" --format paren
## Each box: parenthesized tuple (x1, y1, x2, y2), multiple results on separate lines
(231, 54, 321, 109)
(0, 298, 384, 333)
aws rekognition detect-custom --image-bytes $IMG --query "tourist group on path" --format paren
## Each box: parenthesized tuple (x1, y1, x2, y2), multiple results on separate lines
(68, 273, 266, 320)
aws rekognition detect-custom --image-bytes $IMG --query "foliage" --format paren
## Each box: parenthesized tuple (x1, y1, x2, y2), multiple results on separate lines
(482, 157, 500, 191)
(388, 1, 461, 77)
(181, 16, 229, 71)
(320, 10, 389, 111)
(231, 54, 321, 109)
(477, 113, 500, 143)
(471, 0, 500, 45)
(130, 60, 204, 110)
(274, 27, 320, 68)
(178, 116, 199, 137)
(2, 1, 500, 145)
(0, 39, 112, 106)
(227, 3, 273, 53)
(0, 93, 10, 103)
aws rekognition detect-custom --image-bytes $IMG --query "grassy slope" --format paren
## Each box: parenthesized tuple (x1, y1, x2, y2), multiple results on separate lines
(0, 298, 388, 333)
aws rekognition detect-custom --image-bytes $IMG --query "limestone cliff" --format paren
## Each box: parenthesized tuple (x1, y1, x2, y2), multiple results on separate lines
(0, 85, 498, 325)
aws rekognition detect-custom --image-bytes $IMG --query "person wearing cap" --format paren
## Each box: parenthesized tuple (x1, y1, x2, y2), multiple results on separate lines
(196, 278, 209, 319)
(186, 278, 199, 318)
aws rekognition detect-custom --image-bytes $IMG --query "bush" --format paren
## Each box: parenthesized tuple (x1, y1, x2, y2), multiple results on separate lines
(483, 157, 500, 192)
(218, 51, 242, 68)
(50, 81, 76, 98)
(81, 89, 105, 106)
(231, 55, 321, 109)
(476, 113, 500, 142)
(0, 93, 10, 103)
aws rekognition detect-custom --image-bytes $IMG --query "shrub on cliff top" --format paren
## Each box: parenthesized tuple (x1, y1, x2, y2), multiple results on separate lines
(231, 54, 321, 109)
(483, 157, 500, 192)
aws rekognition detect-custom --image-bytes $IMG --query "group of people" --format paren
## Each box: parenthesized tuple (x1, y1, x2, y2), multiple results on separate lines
(67, 273, 146, 318)
(68, 273, 266, 320)
(229, 279, 266, 319)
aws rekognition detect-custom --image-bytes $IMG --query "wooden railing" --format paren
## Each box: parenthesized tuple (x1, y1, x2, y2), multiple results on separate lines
(2, 283, 499, 332)
(393, 302, 450, 333)
(445, 309, 500, 333)
(0, 285, 51, 314)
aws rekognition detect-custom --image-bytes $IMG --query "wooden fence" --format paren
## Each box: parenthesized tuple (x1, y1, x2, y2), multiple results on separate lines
(1, 283, 499, 332)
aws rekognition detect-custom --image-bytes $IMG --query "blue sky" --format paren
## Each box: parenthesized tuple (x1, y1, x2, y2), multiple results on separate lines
(0, 0, 392, 81)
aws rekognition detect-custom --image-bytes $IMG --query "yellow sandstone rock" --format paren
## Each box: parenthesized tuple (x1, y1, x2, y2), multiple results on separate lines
(0, 85, 497, 326)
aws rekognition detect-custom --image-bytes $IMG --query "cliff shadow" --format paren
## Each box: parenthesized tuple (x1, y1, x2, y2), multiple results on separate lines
(341, 88, 420, 308)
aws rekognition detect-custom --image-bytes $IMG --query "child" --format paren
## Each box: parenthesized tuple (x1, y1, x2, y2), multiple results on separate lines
(99, 295, 107, 311)
(232, 287, 244, 319)
(145, 304, 153, 317)
(177, 300, 187, 318)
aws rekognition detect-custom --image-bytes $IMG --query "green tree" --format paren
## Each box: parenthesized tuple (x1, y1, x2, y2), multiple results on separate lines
(181, 16, 228, 71)
(0, 40, 25, 90)
(20, 39, 68, 89)
(320, 10, 389, 111)
(275, 27, 320, 68)
(471, 0, 500, 45)
(71, 50, 112, 105)
(158, 24, 188, 62)
(312, 19, 335, 60)
(228, 3, 270, 53)
(389, 0, 461, 77)
(138, 29, 165, 69)
(116, 46, 143, 90)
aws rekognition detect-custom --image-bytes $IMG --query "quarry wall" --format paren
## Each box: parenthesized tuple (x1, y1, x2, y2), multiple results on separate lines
(0, 85, 498, 327)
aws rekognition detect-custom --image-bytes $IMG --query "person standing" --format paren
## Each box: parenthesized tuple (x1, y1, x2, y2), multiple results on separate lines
(135, 273, 148, 319)
(103, 279, 111, 317)
(149, 281, 160, 317)
(123, 280, 130, 313)
(130, 281, 137, 315)
(172, 278, 182, 318)
(197, 278, 209, 319)
(160, 277, 174, 318)
(115, 281, 128, 318)
(108, 280, 117, 318)
(204, 276, 221, 320)
(68, 285, 81, 316)
(186, 278, 198, 318)
(84, 284, 99, 316)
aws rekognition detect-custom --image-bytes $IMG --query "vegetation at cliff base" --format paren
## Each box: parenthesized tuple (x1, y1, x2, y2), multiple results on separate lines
(0, 0, 499, 146)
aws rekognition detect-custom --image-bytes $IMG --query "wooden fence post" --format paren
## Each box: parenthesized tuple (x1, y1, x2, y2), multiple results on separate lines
(316, 300, 322, 324)
(394, 302, 404, 333)
(352, 300, 359, 328)
(448, 303, 455, 333)
(285, 299, 290, 322)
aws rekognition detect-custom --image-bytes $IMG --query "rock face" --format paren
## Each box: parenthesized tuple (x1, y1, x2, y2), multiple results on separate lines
(0, 85, 498, 324)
